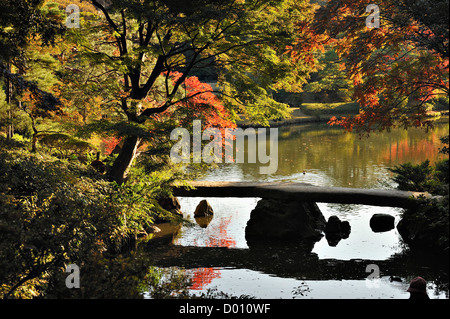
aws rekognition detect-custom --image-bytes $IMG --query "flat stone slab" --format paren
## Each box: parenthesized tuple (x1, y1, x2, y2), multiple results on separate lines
(172, 181, 431, 209)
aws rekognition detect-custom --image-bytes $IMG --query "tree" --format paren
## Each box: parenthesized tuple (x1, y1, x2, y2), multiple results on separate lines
(308, 0, 449, 133)
(154, 72, 236, 129)
(0, 0, 62, 63)
(303, 47, 354, 102)
(0, 0, 64, 139)
(63, 0, 319, 183)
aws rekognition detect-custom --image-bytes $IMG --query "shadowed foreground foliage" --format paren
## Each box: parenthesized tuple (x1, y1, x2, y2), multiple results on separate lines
(391, 136, 449, 254)
(0, 137, 188, 298)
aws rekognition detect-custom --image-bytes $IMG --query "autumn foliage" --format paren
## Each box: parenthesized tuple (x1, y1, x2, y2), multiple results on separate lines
(155, 72, 236, 131)
(301, 0, 449, 133)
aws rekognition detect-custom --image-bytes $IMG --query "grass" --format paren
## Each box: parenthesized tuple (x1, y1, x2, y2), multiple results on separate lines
(236, 102, 360, 127)
(300, 102, 360, 116)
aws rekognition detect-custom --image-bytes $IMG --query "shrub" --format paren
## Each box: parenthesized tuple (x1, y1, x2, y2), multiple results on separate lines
(388, 136, 449, 195)
(430, 96, 449, 111)
(391, 135, 449, 254)
(397, 195, 449, 253)
(300, 102, 360, 116)
(0, 138, 184, 298)
(0, 144, 128, 298)
(37, 133, 98, 158)
(388, 160, 437, 193)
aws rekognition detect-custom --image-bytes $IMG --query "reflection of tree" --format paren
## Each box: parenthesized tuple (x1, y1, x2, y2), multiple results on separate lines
(381, 131, 445, 164)
(189, 217, 236, 290)
(292, 281, 311, 298)
(235, 121, 448, 188)
(189, 267, 221, 290)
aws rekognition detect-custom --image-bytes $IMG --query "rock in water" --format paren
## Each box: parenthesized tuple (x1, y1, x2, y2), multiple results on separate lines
(194, 199, 214, 217)
(370, 213, 395, 232)
(324, 215, 343, 233)
(341, 221, 351, 236)
(158, 195, 182, 214)
(324, 215, 351, 246)
(245, 199, 326, 243)
(195, 215, 213, 228)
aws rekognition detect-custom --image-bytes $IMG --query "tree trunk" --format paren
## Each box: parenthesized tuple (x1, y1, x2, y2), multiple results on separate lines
(30, 118, 38, 153)
(5, 64, 13, 140)
(109, 135, 141, 184)
(7, 108, 13, 139)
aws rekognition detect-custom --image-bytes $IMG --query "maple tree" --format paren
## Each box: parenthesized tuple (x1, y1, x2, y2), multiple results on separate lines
(304, 0, 449, 133)
(56, 0, 321, 183)
(154, 72, 235, 129)
(102, 136, 122, 155)
(0, 1, 67, 147)
(0, 0, 63, 121)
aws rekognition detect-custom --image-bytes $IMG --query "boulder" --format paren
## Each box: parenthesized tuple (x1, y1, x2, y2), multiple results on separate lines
(324, 215, 351, 246)
(245, 199, 326, 244)
(370, 213, 395, 232)
(158, 195, 182, 214)
(147, 225, 161, 234)
(195, 215, 214, 228)
(194, 199, 214, 217)
(324, 215, 343, 233)
(155, 195, 183, 223)
(341, 221, 351, 236)
(145, 223, 183, 245)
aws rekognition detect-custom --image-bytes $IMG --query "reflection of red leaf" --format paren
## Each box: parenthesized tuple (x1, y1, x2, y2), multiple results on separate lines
(380, 132, 445, 163)
(206, 217, 236, 248)
(190, 267, 221, 290)
(189, 217, 236, 290)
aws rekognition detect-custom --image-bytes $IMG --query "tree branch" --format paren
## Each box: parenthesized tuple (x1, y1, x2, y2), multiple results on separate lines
(91, 0, 120, 34)
(139, 89, 215, 118)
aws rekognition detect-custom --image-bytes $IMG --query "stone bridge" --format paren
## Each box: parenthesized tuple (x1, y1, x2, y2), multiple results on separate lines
(171, 181, 431, 243)
(172, 181, 429, 209)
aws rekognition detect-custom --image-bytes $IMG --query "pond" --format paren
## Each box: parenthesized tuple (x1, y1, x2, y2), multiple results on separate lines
(147, 118, 449, 299)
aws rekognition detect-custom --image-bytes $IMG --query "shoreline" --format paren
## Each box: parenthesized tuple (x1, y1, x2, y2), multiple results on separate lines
(237, 108, 449, 129)
(236, 108, 334, 128)
(237, 115, 332, 128)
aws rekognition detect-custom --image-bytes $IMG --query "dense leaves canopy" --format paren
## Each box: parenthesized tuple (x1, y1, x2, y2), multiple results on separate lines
(309, 0, 449, 133)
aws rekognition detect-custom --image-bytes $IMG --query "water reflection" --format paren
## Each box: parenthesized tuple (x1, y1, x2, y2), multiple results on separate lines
(174, 202, 238, 291)
(148, 242, 449, 299)
(189, 267, 222, 291)
(149, 119, 449, 298)
(207, 119, 449, 189)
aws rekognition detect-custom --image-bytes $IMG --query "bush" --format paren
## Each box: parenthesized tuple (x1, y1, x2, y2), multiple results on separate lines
(300, 102, 360, 116)
(37, 133, 98, 158)
(388, 160, 438, 193)
(388, 136, 449, 195)
(430, 96, 449, 111)
(397, 195, 449, 253)
(0, 138, 183, 298)
(391, 135, 449, 254)
(0, 135, 227, 299)
(0, 144, 128, 298)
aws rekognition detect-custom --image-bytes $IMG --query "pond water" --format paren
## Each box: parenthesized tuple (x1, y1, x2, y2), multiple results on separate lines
(148, 118, 449, 299)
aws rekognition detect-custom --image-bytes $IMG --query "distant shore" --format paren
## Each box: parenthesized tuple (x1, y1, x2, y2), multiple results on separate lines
(237, 104, 449, 128)
(236, 107, 334, 128)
